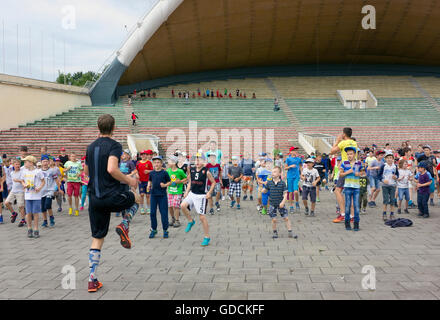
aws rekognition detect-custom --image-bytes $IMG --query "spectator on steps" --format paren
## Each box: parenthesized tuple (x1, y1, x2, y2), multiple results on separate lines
(273, 98, 280, 112)
(131, 112, 138, 126)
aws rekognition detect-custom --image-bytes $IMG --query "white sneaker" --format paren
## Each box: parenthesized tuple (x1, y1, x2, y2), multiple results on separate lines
(221, 196, 225, 201)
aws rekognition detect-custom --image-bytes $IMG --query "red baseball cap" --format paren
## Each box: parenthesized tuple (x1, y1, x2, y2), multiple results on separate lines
(81, 156, 86, 161)
(376, 150, 385, 156)
(140, 150, 153, 155)
(289, 146, 299, 152)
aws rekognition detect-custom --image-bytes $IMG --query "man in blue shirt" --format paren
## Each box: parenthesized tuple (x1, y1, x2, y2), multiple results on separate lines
(285, 146, 302, 213)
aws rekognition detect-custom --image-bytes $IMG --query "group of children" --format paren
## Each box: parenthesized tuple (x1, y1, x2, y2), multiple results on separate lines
(0, 149, 90, 238)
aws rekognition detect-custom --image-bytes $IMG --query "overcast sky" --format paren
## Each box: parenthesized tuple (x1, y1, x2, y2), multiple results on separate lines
(0, 0, 158, 81)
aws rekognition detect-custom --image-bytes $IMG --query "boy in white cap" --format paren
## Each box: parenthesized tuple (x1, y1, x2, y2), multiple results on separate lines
(300, 158, 320, 216)
(379, 151, 399, 221)
(21, 156, 45, 238)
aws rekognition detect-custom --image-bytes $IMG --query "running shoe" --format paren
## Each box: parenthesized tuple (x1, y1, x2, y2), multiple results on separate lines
(201, 237, 211, 246)
(404, 209, 410, 214)
(185, 220, 195, 233)
(33, 230, 40, 238)
(115, 223, 132, 249)
(209, 208, 214, 215)
(289, 207, 294, 214)
(250, 196, 254, 201)
(169, 217, 175, 227)
(383, 213, 387, 221)
(221, 196, 225, 201)
(361, 209, 366, 214)
(27, 229, 33, 238)
(68, 208, 73, 216)
(88, 280, 103, 293)
(230, 200, 236, 208)
(237, 204, 241, 210)
(80, 206, 84, 211)
(10, 212, 18, 223)
(18, 220, 26, 227)
(304, 207, 309, 216)
(173, 220, 181, 228)
(389, 213, 395, 220)
(140, 208, 146, 215)
(243, 195, 247, 201)
(272, 231, 278, 239)
(163, 230, 169, 239)
(75, 210, 79, 217)
(215, 202, 220, 211)
(288, 230, 298, 239)
(146, 208, 151, 215)
(261, 207, 267, 215)
(257, 204, 262, 211)
(397, 209, 402, 214)
(57, 208, 62, 213)
(50, 216, 55, 227)
(333, 215, 344, 223)
(310, 211, 315, 217)
(41, 221, 48, 228)
(430, 199, 435, 206)
(0, 215, 3, 224)
(353, 222, 360, 232)
(296, 203, 300, 212)
(316, 198, 320, 203)
(149, 229, 158, 239)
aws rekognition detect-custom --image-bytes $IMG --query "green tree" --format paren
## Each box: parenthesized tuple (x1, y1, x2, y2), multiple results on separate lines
(56, 70, 101, 87)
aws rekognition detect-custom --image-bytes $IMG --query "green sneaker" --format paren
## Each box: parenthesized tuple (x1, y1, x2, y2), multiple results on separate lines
(201, 237, 211, 246)
(185, 220, 196, 233)
(261, 207, 267, 215)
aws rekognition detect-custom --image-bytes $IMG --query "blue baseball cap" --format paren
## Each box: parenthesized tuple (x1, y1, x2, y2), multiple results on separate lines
(344, 146, 357, 153)
(41, 155, 50, 161)
(417, 162, 427, 169)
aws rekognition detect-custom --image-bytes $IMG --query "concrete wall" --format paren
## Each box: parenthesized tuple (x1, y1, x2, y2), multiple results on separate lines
(0, 74, 91, 130)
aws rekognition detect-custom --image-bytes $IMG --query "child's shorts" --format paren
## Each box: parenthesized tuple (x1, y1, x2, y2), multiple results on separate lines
(168, 194, 182, 208)
(287, 177, 300, 192)
(41, 196, 53, 212)
(209, 183, 221, 196)
(67, 182, 81, 197)
(268, 205, 288, 218)
(221, 179, 229, 189)
(229, 182, 241, 198)
(6, 192, 25, 207)
(138, 181, 150, 194)
(302, 186, 317, 202)
(262, 191, 269, 206)
(382, 185, 396, 205)
(398, 188, 410, 201)
(26, 199, 42, 214)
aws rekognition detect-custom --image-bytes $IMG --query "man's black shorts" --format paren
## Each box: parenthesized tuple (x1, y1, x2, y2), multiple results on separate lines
(89, 190, 135, 239)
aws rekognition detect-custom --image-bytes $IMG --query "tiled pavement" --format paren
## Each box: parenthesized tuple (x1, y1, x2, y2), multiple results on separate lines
(0, 190, 439, 300)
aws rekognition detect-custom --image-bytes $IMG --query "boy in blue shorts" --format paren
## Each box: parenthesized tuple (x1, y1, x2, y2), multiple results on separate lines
(285, 146, 302, 213)
(256, 159, 272, 215)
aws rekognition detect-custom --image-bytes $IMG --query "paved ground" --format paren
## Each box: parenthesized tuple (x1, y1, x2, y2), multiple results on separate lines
(1, 189, 440, 300)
